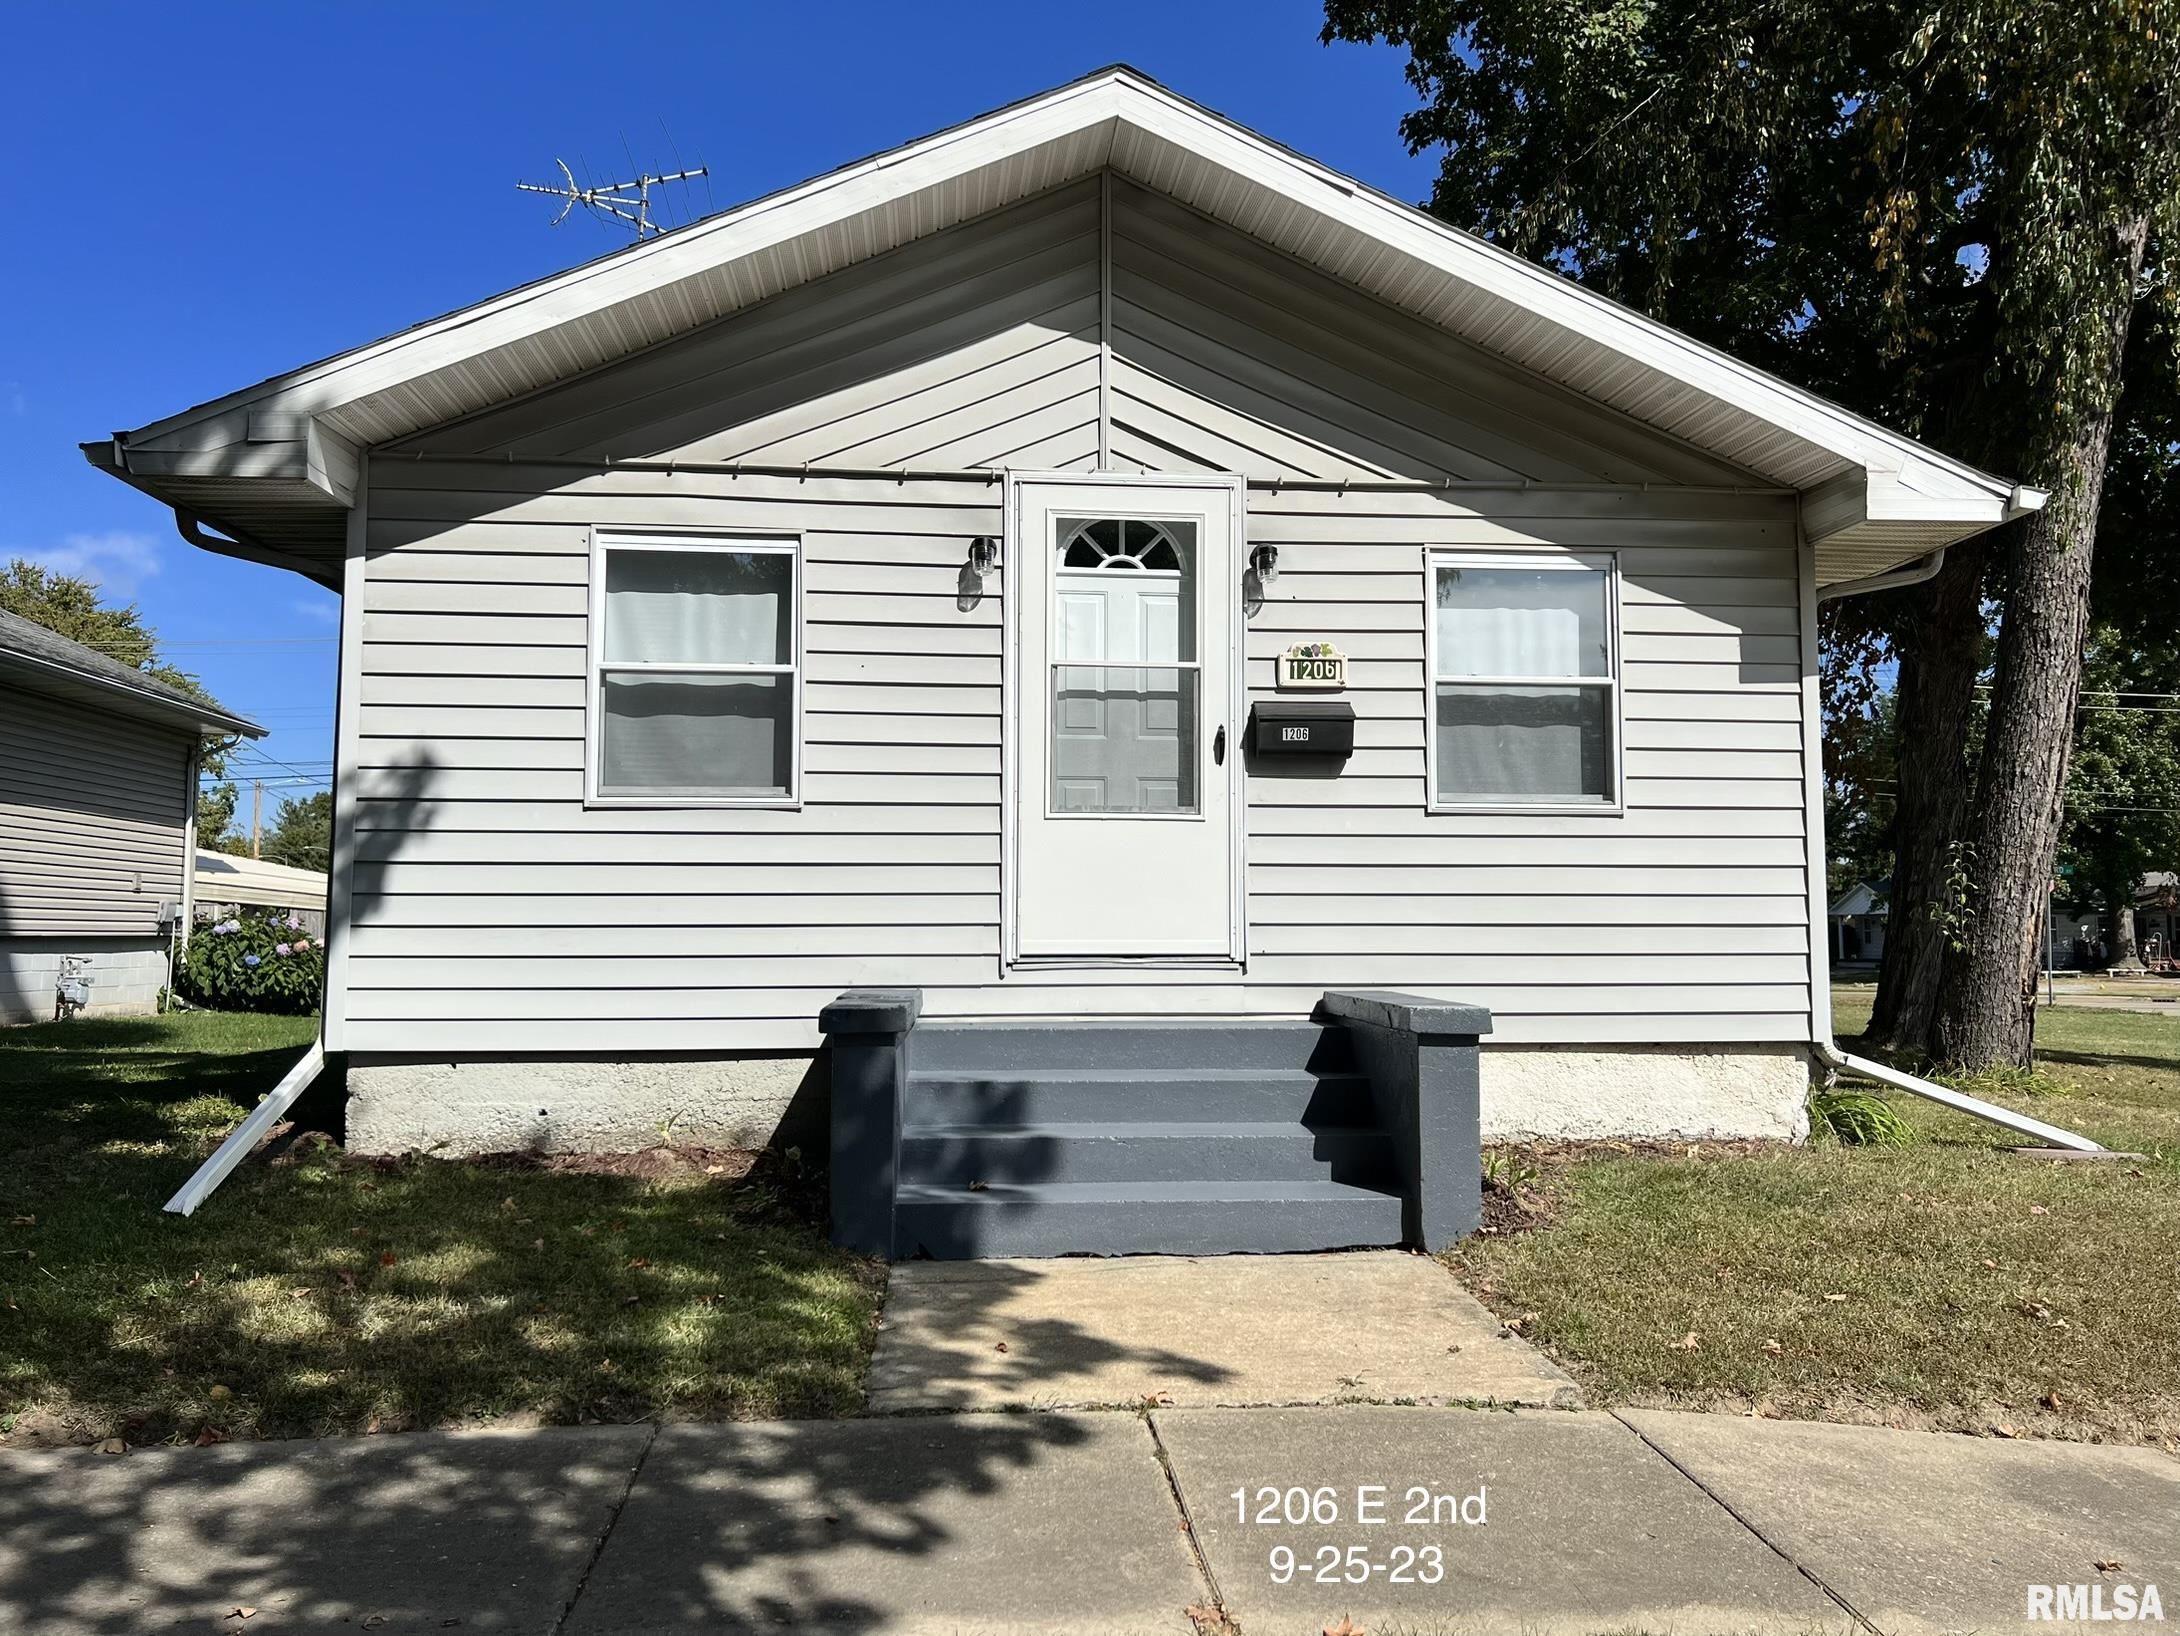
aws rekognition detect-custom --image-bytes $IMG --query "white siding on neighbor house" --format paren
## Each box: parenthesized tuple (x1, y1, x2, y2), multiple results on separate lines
(0, 680, 192, 938)
(0, 937, 171, 1024)
(337, 180, 1811, 1054)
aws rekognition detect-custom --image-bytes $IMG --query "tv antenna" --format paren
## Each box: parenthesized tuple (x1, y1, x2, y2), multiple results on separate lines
(515, 158, 708, 239)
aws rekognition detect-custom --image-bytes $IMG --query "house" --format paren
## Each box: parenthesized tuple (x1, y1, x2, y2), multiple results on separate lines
(193, 850, 330, 939)
(80, 68, 2040, 1252)
(0, 608, 262, 1023)
(1827, 880, 1887, 966)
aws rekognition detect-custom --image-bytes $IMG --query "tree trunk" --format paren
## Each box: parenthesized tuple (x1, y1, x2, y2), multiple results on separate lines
(1934, 216, 2152, 1068)
(1866, 549, 1985, 1055)
(2111, 900, 2139, 968)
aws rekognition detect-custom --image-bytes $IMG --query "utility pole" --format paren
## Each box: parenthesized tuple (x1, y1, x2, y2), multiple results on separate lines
(250, 781, 262, 860)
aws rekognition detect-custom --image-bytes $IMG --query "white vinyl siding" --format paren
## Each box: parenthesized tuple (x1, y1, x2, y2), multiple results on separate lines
(0, 681, 192, 937)
(340, 182, 1813, 1054)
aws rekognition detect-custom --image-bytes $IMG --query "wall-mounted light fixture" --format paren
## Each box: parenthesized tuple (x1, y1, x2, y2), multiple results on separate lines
(967, 536, 1001, 579)
(1249, 542, 1279, 584)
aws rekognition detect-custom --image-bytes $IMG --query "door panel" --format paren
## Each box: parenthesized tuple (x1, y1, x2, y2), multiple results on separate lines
(1012, 477, 1239, 960)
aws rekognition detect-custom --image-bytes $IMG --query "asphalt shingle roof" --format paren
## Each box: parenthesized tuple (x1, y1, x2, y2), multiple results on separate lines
(0, 605, 261, 736)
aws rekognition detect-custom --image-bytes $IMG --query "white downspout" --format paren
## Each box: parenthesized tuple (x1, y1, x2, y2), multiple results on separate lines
(1808, 543, 2104, 1152)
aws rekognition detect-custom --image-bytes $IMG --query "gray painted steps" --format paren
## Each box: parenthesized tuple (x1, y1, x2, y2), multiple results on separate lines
(898, 1120, 1396, 1186)
(913, 1021, 1351, 1074)
(904, 1068, 1374, 1125)
(892, 1019, 1405, 1259)
(893, 1178, 1406, 1259)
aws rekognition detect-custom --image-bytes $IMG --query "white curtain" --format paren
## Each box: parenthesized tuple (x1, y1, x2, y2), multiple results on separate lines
(1436, 566, 1607, 679)
(605, 549, 789, 665)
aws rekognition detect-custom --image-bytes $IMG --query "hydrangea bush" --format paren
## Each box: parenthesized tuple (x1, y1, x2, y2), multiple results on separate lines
(179, 910, 324, 1014)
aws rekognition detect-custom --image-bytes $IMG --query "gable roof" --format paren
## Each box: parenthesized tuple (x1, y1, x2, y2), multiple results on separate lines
(82, 64, 2040, 587)
(0, 607, 263, 738)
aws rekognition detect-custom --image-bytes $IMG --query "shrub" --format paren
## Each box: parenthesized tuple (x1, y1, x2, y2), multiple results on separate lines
(1809, 1085, 1916, 1148)
(179, 910, 323, 1015)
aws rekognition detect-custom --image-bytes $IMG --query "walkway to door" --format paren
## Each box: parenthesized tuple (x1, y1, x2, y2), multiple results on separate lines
(865, 1251, 1581, 1412)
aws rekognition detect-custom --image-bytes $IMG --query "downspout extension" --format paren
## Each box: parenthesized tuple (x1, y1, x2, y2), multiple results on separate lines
(1809, 539, 2103, 1154)
(1813, 1041, 2103, 1153)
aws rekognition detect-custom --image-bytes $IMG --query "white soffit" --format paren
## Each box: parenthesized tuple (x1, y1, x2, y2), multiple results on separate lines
(89, 66, 2037, 580)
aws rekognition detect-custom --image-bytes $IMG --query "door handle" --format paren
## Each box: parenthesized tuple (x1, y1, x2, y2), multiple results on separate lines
(1213, 725, 1227, 765)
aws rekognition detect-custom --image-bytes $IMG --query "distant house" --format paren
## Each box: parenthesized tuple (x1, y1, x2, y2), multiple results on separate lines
(194, 849, 329, 939)
(1827, 881, 1887, 966)
(0, 608, 262, 1022)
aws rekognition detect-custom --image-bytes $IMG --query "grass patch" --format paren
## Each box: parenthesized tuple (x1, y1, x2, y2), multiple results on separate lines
(0, 1014, 882, 1446)
(1451, 999, 2180, 1445)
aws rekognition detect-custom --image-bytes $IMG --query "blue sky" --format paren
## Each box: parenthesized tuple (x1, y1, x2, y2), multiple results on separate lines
(0, 2, 1433, 818)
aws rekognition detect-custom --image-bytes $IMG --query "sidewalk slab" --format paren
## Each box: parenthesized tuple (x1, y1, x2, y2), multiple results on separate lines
(1622, 1410, 2180, 1636)
(0, 1423, 649, 1634)
(867, 1252, 1581, 1412)
(1156, 1406, 1848, 1636)
(564, 1413, 1203, 1634)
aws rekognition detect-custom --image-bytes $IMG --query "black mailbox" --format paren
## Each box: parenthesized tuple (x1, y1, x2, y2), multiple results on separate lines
(1252, 700, 1356, 757)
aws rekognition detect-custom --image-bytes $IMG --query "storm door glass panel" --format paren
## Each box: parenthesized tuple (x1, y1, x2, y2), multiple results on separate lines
(1050, 517, 1200, 815)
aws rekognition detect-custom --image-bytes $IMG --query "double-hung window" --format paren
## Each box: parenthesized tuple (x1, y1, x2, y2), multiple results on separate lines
(1427, 550, 1621, 811)
(587, 532, 802, 806)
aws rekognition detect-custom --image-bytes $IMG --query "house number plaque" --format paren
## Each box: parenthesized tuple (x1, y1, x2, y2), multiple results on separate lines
(1278, 641, 1347, 691)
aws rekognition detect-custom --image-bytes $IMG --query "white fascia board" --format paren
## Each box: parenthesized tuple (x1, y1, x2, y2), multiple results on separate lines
(106, 67, 2027, 529)
(115, 79, 1126, 447)
(1110, 82, 2022, 515)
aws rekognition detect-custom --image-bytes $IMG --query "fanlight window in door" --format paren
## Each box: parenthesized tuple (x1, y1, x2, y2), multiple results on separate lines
(1058, 517, 1186, 572)
(1050, 515, 1200, 816)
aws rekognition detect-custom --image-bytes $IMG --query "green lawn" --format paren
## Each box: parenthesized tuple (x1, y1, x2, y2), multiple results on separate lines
(1453, 999, 2180, 1446)
(0, 1013, 881, 1447)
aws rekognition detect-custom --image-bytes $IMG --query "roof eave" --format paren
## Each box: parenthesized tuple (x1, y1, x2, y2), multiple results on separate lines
(85, 65, 2034, 566)
(0, 646, 265, 740)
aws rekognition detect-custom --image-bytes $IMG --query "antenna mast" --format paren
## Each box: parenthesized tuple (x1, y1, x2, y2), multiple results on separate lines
(515, 158, 708, 239)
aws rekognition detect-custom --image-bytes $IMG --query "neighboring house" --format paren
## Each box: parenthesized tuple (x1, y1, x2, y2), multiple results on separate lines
(194, 850, 329, 939)
(1827, 881, 1887, 966)
(0, 608, 262, 1023)
(81, 69, 2042, 1250)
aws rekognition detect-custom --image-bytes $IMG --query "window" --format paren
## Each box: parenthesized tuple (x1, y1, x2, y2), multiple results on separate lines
(587, 533, 801, 805)
(1050, 515, 1200, 815)
(1427, 550, 1620, 810)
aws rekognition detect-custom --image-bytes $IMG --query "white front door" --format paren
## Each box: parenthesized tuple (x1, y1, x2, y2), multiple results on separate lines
(1010, 474, 1241, 961)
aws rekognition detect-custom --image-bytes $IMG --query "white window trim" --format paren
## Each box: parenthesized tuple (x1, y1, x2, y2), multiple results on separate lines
(1423, 546, 1625, 817)
(584, 529, 804, 810)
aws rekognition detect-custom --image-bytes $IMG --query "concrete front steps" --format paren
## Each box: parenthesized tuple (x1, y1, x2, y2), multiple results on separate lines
(892, 1021, 1406, 1258)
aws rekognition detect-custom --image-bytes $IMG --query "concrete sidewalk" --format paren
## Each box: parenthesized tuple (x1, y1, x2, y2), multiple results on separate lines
(5, 1407, 2175, 1635)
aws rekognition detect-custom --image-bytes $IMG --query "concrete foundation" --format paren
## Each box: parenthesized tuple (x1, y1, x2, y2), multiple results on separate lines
(344, 1054, 824, 1157)
(1481, 1042, 1812, 1142)
(345, 1041, 1813, 1157)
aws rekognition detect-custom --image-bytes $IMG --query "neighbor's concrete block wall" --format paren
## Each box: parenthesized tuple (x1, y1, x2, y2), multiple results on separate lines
(1480, 1044, 1812, 1142)
(0, 937, 170, 1025)
(344, 1054, 822, 1157)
